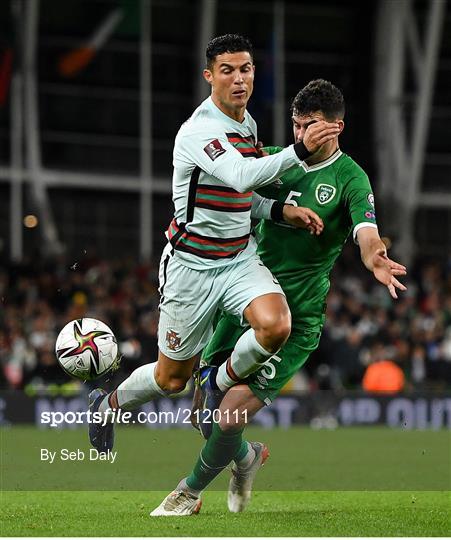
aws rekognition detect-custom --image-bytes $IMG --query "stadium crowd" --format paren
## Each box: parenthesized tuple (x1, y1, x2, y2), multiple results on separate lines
(0, 245, 450, 393)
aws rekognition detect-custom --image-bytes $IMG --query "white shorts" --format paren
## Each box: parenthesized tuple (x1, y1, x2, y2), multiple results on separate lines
(157, 244, 284, 360)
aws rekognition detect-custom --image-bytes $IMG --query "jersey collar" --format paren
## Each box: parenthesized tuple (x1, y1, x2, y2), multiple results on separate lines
(299, 148, 343, 172)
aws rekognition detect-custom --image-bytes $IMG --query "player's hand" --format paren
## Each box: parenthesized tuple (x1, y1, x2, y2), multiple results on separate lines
(256, 141, 269, 157)
(371, 249, 407, 299)
(303, 121, 340, 154)
(282, 205, 324, 235)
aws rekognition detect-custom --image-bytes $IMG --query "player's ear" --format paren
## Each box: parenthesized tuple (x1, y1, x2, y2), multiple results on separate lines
(203, 68, 213, 85)
(337, 120, 345, 134)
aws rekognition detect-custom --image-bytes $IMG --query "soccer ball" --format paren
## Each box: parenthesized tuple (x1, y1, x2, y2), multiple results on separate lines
(55, 318, 120, 381)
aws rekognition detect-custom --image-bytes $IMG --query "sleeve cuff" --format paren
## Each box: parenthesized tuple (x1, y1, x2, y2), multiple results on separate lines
(293, 141, 313, 161)
(270, 201, 285, 222)
(353, 222, 378, 244)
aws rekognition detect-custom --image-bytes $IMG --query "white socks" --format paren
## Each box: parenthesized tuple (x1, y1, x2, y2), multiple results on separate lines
(99, 362, 166, 412)
(177, 477, 202, 498)
(216, 328, 275, 392)
(235, 442, 256, 469)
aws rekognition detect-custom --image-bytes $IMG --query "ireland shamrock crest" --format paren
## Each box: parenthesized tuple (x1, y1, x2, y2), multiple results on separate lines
(315, 184, 336, 204)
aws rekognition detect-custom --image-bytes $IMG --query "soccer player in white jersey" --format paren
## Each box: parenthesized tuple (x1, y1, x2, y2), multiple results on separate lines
(88, 35, 339, 509)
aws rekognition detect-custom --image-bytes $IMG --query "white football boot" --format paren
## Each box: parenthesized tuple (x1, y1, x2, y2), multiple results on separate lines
(228, 441, 270, 513)
(150, 490, 202, 516)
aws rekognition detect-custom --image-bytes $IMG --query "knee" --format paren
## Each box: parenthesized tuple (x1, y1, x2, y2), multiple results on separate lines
(157, 375, 189, 395)
(270, 318, 291, 347)
(218, 414, 246, 433)
(218, 406, 253, 432)
(256, 314, 291, 352)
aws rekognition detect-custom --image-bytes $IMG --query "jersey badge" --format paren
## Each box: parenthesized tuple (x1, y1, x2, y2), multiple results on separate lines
(166, 329, 182, 351)
(272, 178, 283, 187)
(367, 193, 375, 207)
(315, 183, 336, 205)
(204, 139, 226, 161)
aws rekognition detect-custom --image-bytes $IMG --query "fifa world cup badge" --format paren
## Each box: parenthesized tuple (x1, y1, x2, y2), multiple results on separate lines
(203, 139, 226, 161)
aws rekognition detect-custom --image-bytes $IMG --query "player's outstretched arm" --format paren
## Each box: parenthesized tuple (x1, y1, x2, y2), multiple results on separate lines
(356, 227, 407, 299)
(212, 125, 337, 192)
(180, 122, 340, 194)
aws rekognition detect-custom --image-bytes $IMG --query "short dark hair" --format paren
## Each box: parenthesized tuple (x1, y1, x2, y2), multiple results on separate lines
(206, 34, 253, 69)
(291, 79, 345, 120)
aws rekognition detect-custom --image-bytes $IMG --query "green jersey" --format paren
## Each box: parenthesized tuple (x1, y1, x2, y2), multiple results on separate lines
(202, 147, 377, 403)
(256, 147, 377, 331)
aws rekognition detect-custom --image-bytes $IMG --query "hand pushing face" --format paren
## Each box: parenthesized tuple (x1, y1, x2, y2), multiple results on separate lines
(293, 113, 342, 155)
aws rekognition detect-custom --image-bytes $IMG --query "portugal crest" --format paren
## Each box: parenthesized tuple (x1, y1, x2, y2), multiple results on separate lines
(315, 184, 336, 205)
(166, 329, 181, 351)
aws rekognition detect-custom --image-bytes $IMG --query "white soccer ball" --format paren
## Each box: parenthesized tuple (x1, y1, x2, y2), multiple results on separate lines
(55, 318, 120, 381)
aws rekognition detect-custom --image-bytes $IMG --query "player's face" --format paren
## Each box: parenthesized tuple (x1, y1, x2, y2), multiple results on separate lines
(292, 112, 330, 143)
(292, 111, 344, 161)
(203, 51, 255, 121)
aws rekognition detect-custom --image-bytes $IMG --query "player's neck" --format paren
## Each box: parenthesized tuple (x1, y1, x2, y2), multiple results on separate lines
(211, 95, 246, 123)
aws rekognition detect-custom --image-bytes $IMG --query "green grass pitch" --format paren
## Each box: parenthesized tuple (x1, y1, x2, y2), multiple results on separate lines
(1, 426, 450, 536)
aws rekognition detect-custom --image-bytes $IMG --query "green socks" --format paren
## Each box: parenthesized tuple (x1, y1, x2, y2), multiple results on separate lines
(186, 423, 246, 491)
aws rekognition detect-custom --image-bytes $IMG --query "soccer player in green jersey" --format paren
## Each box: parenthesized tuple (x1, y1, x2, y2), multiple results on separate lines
(151, 79, 407, 516)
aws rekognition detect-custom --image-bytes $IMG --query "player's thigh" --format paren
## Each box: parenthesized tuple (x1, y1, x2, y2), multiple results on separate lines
(247, 329, 322, 405)
(158, 248, 219, 360)
(220, 255, 285, 325)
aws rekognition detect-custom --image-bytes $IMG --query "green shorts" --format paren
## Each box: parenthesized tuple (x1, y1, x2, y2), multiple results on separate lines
(201, 313, 322, 405)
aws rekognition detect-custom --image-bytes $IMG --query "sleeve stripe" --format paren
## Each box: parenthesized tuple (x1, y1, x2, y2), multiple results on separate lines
(353, 222, 378, 244)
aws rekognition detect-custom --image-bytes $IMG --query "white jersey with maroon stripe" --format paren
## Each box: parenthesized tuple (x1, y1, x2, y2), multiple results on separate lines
(169, 96, 301, 270)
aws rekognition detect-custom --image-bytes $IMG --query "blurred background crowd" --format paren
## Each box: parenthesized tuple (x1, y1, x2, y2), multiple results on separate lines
(1, 244, 449, 394)
(0, 0, 450, 396)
